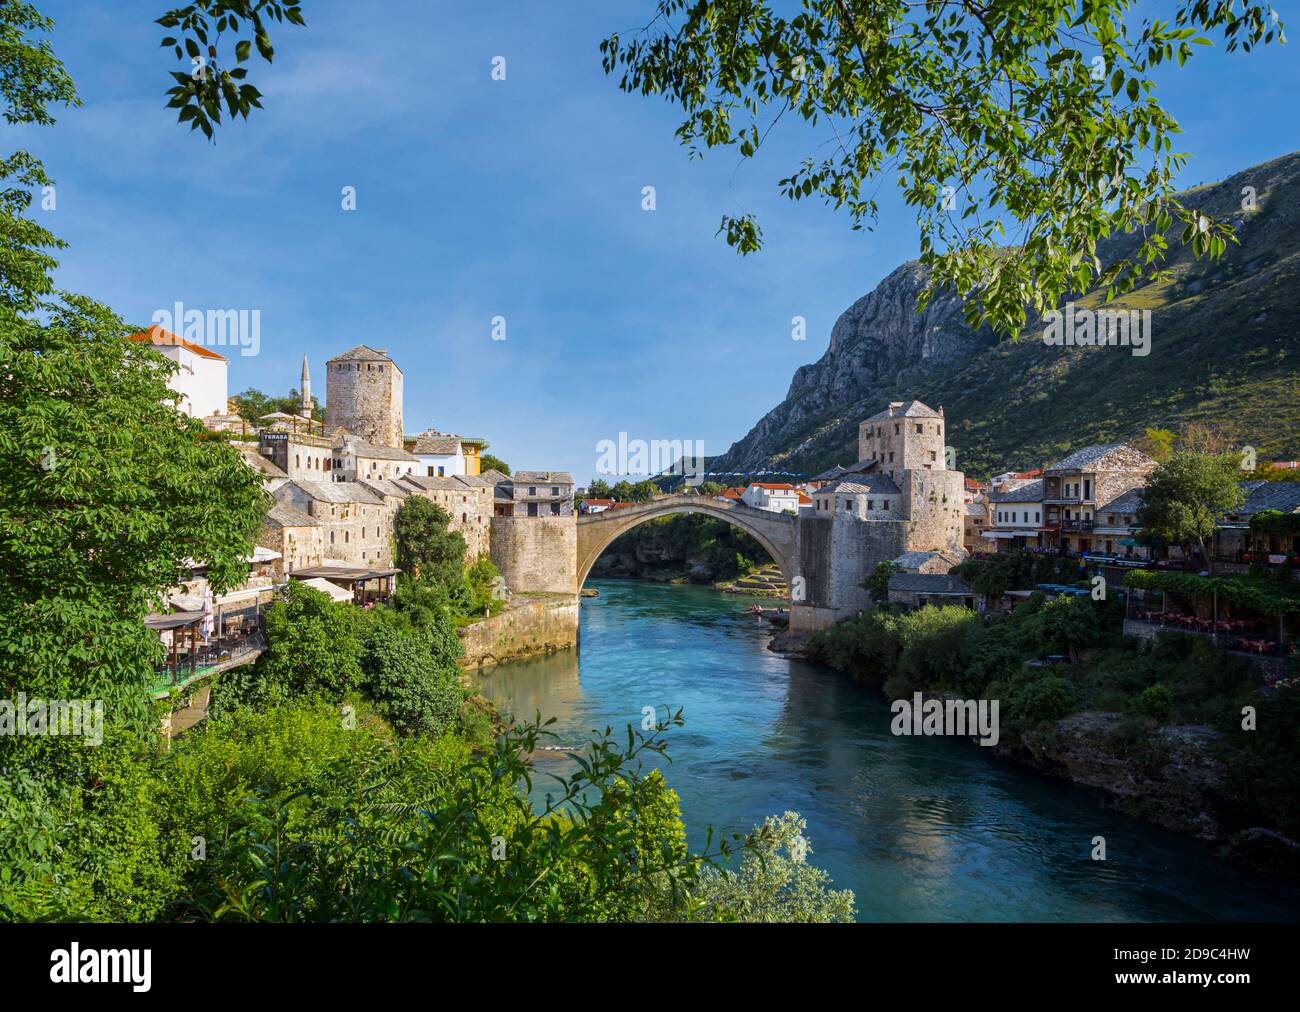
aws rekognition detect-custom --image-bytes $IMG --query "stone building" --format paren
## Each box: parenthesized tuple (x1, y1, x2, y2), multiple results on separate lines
(1041, 444, 1156, 555)
(271, 479, 393, 567)
(963, 498, 988, 553)
(984, 479, 1048, 553)
(332, 432, 420, 482)
(494, 471, 574, 517)
(258, 429, 335, 481)
(795, 398, 967, 623)
(398, 474, 493, 559)
(325, 345, 404, 449)
(257, 502, 326, 578)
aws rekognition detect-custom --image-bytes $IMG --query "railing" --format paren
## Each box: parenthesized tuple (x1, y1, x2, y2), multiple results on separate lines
(1060, 519, 1095, 532)
(151, 631, 266, 694)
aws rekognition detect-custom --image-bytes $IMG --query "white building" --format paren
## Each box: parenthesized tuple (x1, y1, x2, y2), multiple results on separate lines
(408, 430, 489, 478)
(127, 327, 228, 419)
(741, 482, 806, 514)
(983, 479, 1047, 552)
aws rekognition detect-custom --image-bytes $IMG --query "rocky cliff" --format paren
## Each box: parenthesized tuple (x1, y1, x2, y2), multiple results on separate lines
(711, 150, 1300, 479)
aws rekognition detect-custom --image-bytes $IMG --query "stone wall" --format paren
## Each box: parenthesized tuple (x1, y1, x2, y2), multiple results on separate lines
(796, 514, 834, 608)
(256, 520, 325, 577)
(901, 469, 966, 554)
(828, 514, 908, 619)
(490, 515, 577, 594)
(458, 593, 579, 669)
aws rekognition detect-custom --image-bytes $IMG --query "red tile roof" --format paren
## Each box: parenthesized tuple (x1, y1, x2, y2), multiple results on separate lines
(126, 327, 227, 362)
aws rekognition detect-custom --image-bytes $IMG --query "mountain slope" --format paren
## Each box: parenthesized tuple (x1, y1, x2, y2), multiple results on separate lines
(713, 151, 1300, 479)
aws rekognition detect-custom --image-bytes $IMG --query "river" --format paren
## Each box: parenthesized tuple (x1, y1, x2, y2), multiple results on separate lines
(475, 579, 1300, 922)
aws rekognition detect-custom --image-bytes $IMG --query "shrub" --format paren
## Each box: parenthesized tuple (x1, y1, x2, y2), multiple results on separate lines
(1136, 684, 1174, 723)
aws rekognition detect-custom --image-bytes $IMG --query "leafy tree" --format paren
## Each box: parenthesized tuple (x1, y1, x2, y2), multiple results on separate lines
(1138, 426, 1176, 463)
(155, 1, 305, 140)
(610, 480, 635, 502)
(465, 554, 505, 617)
(1249, 464, 1300, 483)
(0, 2, 78, 312)
(229, 386, 320, 421)
(360, 624, 464, 738)
(479, 453, 510, 476)
(0, 298, 269, 750)
(183, 712, 766, 922)
(600, 1, 1282, 338)
(631, 479, 658, 503)
(1136, 451, 1245, 573)
(587, 478, 611, 498)
(393, 497, 467, 588)
(690, 812, 854, 923)
(212, 582, 364, 716)
(862, 560, 901, 604)
(698, 480, 725, 496)
(0, 733, 183, 922)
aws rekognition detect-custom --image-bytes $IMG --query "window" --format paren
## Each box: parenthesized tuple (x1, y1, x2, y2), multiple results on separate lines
(437, 466, 445, 476)
(929, 451, 936, 462)
(462, 512, 467, 523)
(529, 486, 537, 496)
(867, 499, 874, 510)
(888, 452, 895, 463)
(916, 424, 923, 434)
(894, 424, 900, 434)
(295, 454, 300, 469)
(551, 486, 559, 496)
(330, 531, 335, 544)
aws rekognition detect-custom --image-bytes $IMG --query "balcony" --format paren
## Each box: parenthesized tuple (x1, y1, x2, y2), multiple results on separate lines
(1060, 519, 1094, 533)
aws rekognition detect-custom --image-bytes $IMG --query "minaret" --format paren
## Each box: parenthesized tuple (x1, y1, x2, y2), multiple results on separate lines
(300, 354, 312, 419)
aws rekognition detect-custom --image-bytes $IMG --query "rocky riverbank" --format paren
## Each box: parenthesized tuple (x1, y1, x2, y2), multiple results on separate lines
(769, 632, 1300, 880)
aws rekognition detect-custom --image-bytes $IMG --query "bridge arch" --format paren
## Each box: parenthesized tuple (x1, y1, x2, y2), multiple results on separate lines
(575, 496, 800, 593)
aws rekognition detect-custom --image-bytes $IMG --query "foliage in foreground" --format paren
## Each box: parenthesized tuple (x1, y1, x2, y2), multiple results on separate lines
(0, 704, 856, 923)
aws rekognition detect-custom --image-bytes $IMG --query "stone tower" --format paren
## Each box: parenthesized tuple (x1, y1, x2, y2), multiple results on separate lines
(300, 354, 312, 419)
(857, 399, 964, 555)
(324, 345, 404, 448)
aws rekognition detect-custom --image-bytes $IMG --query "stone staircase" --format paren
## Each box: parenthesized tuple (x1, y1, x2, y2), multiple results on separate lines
(727, 563, 789, 596)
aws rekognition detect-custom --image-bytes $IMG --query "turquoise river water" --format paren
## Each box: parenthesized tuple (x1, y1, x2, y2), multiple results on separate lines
(475, 579, 1300, 922)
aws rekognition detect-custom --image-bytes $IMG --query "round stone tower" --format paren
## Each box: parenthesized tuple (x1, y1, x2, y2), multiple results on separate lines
(324, 345, 404, 448)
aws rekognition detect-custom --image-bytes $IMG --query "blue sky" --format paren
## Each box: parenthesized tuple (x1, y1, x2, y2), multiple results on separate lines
(27, 1, 1299, 483)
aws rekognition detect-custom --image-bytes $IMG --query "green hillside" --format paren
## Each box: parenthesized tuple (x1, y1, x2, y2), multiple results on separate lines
(723, 151, 1300, 480)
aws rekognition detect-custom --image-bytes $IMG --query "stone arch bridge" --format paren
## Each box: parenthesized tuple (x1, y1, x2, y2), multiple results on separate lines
(576, 494, 800, 590)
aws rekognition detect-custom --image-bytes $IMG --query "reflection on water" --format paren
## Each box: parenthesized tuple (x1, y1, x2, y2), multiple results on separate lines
(475, 579, 1300, 922)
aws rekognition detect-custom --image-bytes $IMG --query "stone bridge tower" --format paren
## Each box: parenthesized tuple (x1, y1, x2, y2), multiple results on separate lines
(325, 345, 404, 449)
